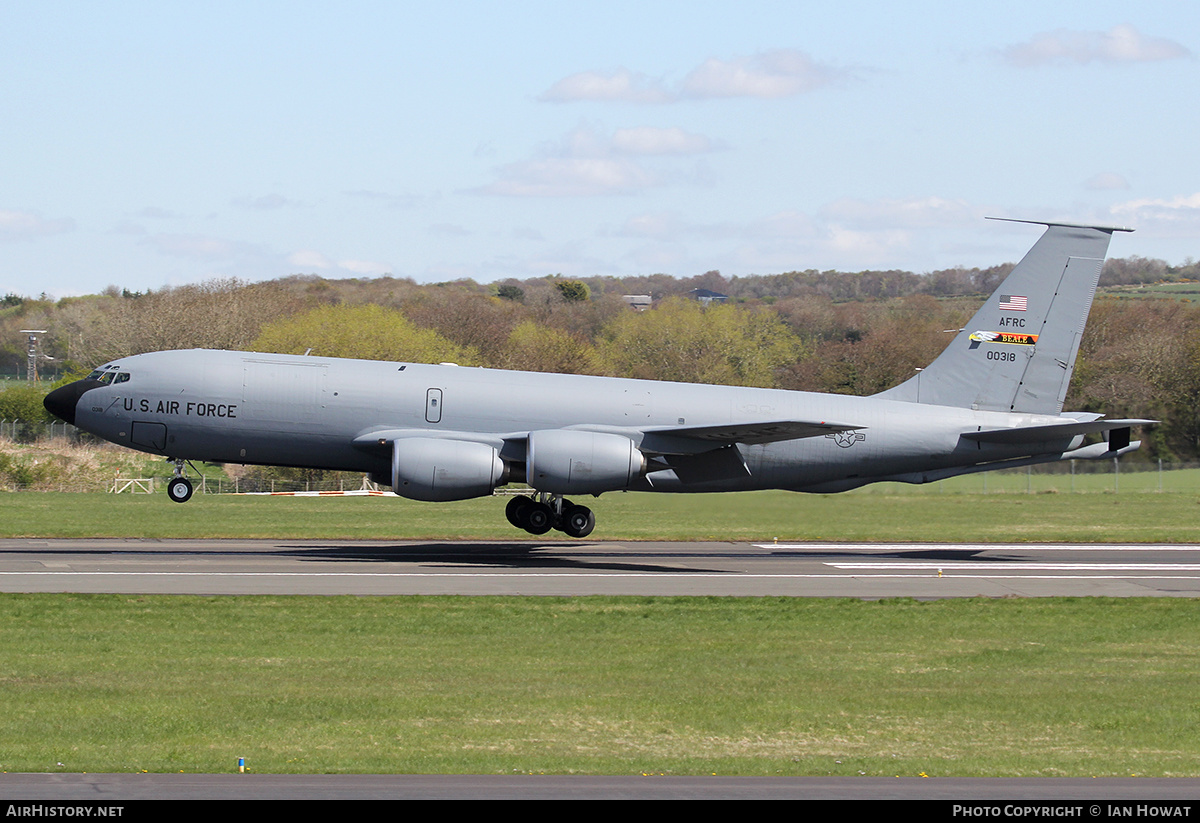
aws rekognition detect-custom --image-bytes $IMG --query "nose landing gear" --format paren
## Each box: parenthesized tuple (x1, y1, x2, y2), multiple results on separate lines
(505, 493, 596, 538)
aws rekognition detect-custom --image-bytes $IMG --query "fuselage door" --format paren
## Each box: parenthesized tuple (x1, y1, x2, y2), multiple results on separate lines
(425, 388, 443, 424)
(130, 421, 168, 452)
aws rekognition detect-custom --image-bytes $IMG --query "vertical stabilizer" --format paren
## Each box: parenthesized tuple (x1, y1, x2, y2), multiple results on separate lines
(876, 219, 1132, 413)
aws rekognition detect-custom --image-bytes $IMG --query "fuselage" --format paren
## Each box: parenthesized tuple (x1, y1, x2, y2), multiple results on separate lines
(48, 348, 1087, 495)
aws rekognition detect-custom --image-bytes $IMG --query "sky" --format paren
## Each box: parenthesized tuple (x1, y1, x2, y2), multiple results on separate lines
(2, 1, 1198, 298)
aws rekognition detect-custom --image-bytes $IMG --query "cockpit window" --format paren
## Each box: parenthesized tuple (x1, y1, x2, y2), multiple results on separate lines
(86, 369, 128, 385)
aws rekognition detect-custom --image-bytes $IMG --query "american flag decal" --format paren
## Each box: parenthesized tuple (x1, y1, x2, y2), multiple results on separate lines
(999, 294, 1027, 312)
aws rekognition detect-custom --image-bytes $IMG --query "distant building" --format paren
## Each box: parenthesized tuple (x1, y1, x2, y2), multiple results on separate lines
(687, 288, 727, 305)
(622, 294, 652, 311)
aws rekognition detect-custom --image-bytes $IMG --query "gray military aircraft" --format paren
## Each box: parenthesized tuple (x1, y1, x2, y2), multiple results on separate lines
(45, 219, 1152, 538)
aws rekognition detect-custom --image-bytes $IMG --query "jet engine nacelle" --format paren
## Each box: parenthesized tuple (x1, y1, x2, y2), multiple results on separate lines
(391, 437, 505, 502)
(526, 429, 645, 494)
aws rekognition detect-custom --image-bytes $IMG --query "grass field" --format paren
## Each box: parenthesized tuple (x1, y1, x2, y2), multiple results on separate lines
(1101, 282, 1200, 300)
(3, 485, 1199, 777)
(1, 594, 1198, 777)
(2, 483, 1199, 542)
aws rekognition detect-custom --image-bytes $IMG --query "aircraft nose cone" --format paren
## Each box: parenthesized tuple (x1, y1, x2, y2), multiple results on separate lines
(43, 380, 102, 426)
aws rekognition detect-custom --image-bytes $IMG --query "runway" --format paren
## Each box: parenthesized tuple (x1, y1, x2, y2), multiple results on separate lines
(3, 538, 1200, 597)
(7, 539, 1200, 801)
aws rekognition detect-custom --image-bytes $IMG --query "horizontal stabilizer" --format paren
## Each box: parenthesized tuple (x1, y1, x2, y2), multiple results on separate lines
(962, 418, 1156, 445)
(1067, 440, 1142, 460)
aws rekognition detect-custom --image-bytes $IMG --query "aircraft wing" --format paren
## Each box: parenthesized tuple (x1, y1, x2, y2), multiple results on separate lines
(352, 420, 865, 457)
(636, 420, 863, 455)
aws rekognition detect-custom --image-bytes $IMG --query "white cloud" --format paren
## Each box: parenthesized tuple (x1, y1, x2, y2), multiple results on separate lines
(824, 226, 912, 258)
(111, 219, 148, 236)
(540, 49, 843, 104)
(1085, 173, 1130, 191)
(511, 227, 544, 241)
(343, 190, 428, 210)
(539, 68, 672, 104)
(1110, 193, 1200, 232)
(286, 250, 391, 275)
(1004, 24, 1190, 67)
(233, 193, 291, 210)
(481, 157, 660, 197)
(338, 259, 391, 275)
(477, 124, 714, 197)
(721, 215, 918, 272)
(141, 233, 248, 261)
(615, 211, 795, 248)
(429, 223, 471, 237)
(288, 249, 334, 270)
(616, 212, 685, 239)
(614, 209, 817, 245)
(610, 203, 1012, 273)
(818, 197, 982, 228)
(745, 210, 820, 239)
(137, 207, 183, 219)
(0, 209, 75, 242)
(611, 127, 716, 155)
(680, 50, 843, 99)
(1115, 193, 1200, 212)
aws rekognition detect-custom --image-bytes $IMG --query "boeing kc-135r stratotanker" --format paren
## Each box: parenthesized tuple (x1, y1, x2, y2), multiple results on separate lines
(45, 219, 1153, 538)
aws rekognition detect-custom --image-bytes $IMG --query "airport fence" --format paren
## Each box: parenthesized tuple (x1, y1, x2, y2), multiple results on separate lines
(849, 459, 1200, 495)
(3, 418, 1200, 495)
(0, 419, 85, 443)
(136, 459, 1200, 497)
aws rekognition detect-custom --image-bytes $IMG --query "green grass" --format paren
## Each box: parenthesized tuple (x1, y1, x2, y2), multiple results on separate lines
(2, 487, 1199, 542)
(1101, 282, 1200, 301)
(4, 483, 1199, 777)
(1, 595, 1197, 776)
(862, 465, 1200, 496)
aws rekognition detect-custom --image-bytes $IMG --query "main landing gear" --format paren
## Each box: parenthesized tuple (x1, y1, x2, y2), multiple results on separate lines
(166, 458, 193, 503)
(505, 493, 596, 539)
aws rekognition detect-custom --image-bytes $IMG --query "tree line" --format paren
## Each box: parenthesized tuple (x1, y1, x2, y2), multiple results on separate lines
(2, 255, 1199, 460)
